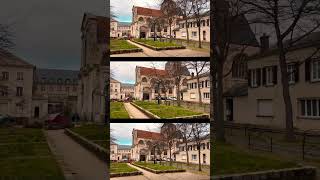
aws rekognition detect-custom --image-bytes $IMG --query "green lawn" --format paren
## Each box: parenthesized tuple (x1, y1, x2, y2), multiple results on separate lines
(134, 101, 202, 118)
(0, 128, 65, 179)
(111, 163, 139, 174)
(111, 39, 140, 51)
(71, 124, 107, 149)
(134, 161, 181, 171)
(133, 38, 184, 48)
(110, 102, 130, 119)
(213, 143, 299, 175)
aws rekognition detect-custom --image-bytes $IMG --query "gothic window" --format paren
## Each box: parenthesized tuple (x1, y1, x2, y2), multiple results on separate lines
(142, 77, 148, 83)
(232, 54, 248, 79)
(138, 140, 144, 145)
(138, 17, 144, 23)
(57, 78, 63, 84)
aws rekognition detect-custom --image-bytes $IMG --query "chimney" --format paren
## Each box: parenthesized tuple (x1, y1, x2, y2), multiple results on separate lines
(260, 33, 270, 53)
(191, 72, 194, 77)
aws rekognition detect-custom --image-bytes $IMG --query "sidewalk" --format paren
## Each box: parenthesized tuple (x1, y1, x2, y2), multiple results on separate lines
(124, 103, 150, 119)
(46, 130, 107, 180)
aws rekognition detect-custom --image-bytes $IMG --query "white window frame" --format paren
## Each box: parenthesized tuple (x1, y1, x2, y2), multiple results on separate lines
(190, 93, 196, 99)
(287, 64, 295, 84)
(251, 69, 258, 87)
(300, 99, 320, 118)
(203, 92, 210, 99)
(311, 60, 320, 82)
(192, 154, 197, 161)
(266, 67, 274, 86)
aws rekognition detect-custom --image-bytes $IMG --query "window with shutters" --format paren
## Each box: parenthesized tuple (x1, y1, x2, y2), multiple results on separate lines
(287, 64, 296, 84)
(251, 69, 258, 87)
(266, 67, 274, 85)
(300, 99, 320, 118)
(311, 60, 320, 82)
(257, 99, 273, 117)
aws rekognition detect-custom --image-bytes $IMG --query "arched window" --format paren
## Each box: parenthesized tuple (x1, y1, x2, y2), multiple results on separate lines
(65, 79, 71, 84)
(138, 140, 144, 145)
(142, 77, 148, 83)
(138, 17, 144, 23)
(182, 78, 188, 86)
(57, 78, 63, 84)
(232, 54, 248, 79)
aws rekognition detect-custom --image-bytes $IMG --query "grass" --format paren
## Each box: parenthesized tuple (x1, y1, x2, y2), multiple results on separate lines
(111, 39, 140, 51)
(213, 143, 299, 175)
(0, 128, 65, 179)
(111, 163, 139, 174)
(110, 102, 130, 119)
(133, 38, 184, 48)
(134, 161, 181, 171)
(134, 101, 203, 118)
(71, 124, 107, 149)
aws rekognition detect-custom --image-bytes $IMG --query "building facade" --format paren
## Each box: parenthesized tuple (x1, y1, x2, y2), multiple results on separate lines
(110, 19, 131, 38)
(230, 32, 320, 130)
(110, 78, 134, 100)
(78, 13, 108, 123)
(183, 73, 211, 104)
(110, 143, 132, 161)
(0, 49, 34, 123)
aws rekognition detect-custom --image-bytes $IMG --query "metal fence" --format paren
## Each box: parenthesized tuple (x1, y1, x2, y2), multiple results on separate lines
(223, 125, 320, 161)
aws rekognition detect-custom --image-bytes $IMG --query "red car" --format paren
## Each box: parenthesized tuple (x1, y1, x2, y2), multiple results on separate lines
(45, 113, 73, 129)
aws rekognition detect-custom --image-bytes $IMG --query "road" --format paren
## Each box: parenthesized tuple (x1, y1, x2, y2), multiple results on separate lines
(46, 130, 107, 180)
(110, 40, 209, 57)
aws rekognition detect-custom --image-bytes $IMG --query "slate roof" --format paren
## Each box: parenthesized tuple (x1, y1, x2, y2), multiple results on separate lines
(0, 48, 34, 68)
(223, 84, 248, 97)
(121, 83, 135, 89)
(118, 145, 131, 150)
(35, 68, 79, 85)
(118, 22, 131, 27)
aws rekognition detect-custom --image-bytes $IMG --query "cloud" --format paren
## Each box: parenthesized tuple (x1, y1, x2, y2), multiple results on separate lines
(111, 123, 162, 145)
(111, 0, 160, 22)
(110, 61, 166, 84)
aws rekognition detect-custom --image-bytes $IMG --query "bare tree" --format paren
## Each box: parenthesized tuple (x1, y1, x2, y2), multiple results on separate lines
(161, 123, 179, 165)
(147, 17, 160, 41)
(240, 0, 320, 140)
(187, 61, 209, 104)
(191, 123, 209, 171)
(176, 123, 192, 165)
(191, 0, 209, 48)
(161, 0, 180, 42)
(175, 0, 193, 43)
(0, 24, 14, 50)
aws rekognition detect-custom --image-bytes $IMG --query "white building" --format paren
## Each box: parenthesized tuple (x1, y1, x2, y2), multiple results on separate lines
(110, 143, 132, 161)
(110, 19, 131, 38)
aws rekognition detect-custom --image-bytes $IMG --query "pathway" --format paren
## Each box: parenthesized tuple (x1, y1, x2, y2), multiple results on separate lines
(124, 102, 150, 119)
(46, 130, 107, 180)
(111, 40, 209, 57)
(112, 163, 210, 180)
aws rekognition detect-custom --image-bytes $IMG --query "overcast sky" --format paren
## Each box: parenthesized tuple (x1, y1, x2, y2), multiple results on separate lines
(1, 0, 105, 70)
(110, 61, 167, 84)
(111, 0, 160, 22)
(111, 123, 162, 145)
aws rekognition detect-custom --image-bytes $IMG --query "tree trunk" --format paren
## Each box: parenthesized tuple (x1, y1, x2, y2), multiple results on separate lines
(216, 57, 226, 142)
(169, 23, 172, 43)
(177, 84, 181, 106)
(154, 24, 156, 41)
(169, 146, 172, 166)
(154, 146, 156, 164)
(185, 19, 189, 43)
(198, 22, 202, 48)
(196, 75, 202, 104)
(198, 145, 202, 171)
(185, 142, 189, 165)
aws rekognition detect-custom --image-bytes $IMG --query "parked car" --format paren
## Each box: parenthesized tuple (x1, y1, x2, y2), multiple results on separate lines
(167, 97, 177, 101)
(45, 113, 73, 130)
(121, 158, 129, 163)
(0, 114, 15, 126)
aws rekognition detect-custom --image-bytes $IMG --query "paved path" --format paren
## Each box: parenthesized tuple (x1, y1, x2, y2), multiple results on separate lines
(111, 40, 209, 57)
(112, 163, 209, 180)
(124, 103, 150, 119)
(46, 130, 107, 180)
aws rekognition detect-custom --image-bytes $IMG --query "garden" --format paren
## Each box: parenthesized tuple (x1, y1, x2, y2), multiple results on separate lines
(0, 128, 65, 179)
(110, 102, 130, 119)
(70, 124, 107, 149)
(110, 162, 139, 174)
(213, 143, 299, 175)
(133, 101, 204, 119)
(110, 39, 142, 54)
(131, 38, 185, 50)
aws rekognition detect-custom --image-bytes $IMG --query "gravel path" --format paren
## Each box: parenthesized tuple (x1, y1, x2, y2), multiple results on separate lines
(110, 40, 209, 57)
(46, 130, 107, 180)
(124, 103, 150, 119)
(111, 163, 210, 180)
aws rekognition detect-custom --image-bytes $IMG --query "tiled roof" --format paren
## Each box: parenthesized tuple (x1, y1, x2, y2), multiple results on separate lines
(134, 6, 163, 17)
(110, 78, 120, 83)
(139, 66, 168, 76)
(0, 49, 33, 68)
(35, 68, 79, 85)
(136, 129, 162, 140)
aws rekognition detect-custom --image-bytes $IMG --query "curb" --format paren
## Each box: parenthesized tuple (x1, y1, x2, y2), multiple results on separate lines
(130, 102, 161, 119)
(111, 48, 143, 55)
(110, 171, 143, 178)
(131, 163, 186, 174)
(64, 129, 107, 162)
(130, 40, 186, 51)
